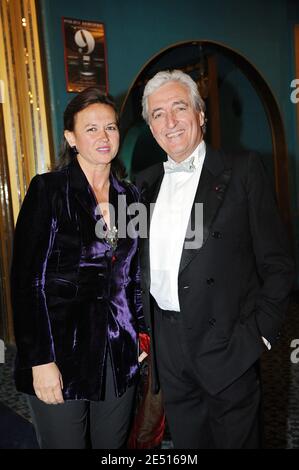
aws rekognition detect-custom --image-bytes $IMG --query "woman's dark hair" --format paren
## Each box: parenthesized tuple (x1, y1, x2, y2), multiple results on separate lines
(57, 87, 126, 179)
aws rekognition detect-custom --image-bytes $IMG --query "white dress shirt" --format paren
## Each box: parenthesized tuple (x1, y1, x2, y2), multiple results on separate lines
(150, 141, 206, 311)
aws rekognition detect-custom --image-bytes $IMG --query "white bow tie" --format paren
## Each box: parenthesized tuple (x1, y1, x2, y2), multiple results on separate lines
(164, 156, 196, 174)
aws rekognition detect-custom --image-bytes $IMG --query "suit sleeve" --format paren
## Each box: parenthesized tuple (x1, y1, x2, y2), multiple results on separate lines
(247, 153, 295, 345)
(11, 175, 56, 368)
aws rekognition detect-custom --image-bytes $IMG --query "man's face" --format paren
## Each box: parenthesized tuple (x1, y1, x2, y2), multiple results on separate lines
(148, 81, 204, 162)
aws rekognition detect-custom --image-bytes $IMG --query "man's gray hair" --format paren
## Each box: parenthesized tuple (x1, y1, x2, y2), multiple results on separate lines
(142, 69, 206, 123)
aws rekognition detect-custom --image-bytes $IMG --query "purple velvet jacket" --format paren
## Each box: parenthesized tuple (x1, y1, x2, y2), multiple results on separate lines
(11, 158, 145, 400)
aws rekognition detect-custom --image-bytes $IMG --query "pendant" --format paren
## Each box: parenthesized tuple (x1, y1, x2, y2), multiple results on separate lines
(105, 225, 118, 250)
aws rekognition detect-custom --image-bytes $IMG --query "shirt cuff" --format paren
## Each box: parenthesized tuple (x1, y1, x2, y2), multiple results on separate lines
(262, 336, 271, 350)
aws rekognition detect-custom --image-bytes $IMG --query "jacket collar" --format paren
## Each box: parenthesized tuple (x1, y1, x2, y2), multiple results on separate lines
(140, 144, 229, 204)
(68, 157, 126, 222)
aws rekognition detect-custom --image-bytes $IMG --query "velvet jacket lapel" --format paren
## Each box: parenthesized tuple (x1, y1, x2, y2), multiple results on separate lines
(179, 145, 232, 275)
(68, 158, 98, 222)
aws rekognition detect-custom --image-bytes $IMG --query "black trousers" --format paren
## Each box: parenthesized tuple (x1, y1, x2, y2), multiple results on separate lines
(28, 354, 136, 449)
(154, 305, 261, 449)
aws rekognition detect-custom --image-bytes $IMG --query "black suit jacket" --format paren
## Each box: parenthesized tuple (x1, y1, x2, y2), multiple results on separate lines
(136, 146, 294, 395)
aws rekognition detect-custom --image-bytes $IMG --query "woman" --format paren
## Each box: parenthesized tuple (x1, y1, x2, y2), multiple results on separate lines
(11, 87, 148, 449)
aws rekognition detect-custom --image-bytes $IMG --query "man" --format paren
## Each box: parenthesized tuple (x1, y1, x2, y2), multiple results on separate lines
(136, 69, 294, 449)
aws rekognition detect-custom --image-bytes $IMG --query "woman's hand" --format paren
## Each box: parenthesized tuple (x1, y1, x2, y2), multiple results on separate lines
(32, 362, 64, 404)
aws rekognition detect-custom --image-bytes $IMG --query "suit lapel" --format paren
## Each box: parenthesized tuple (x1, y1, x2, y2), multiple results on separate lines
(179, 146, 232, 275)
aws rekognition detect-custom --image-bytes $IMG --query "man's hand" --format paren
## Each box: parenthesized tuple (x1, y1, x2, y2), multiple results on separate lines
(32, 362, 64, 404)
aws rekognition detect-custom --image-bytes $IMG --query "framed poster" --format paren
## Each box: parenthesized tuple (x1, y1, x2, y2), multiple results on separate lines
(62, 17, 108, 93)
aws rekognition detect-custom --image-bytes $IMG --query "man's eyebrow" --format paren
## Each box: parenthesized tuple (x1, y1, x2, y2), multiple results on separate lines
(151, 100, 189, 116)
(105, 121, 118, 126)
(151, 107, 163, 116)
(172, 100, 189, 106)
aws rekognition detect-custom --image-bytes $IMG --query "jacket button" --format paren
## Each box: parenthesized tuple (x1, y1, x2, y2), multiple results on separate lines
(206, 278, 215, 285)
(209, 318, 216, 326)
(212, 231, 222, 239)
(183, 285, 190, 290)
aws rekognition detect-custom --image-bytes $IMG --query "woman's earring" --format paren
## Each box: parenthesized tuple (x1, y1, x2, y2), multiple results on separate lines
(71, 145, 78, 155)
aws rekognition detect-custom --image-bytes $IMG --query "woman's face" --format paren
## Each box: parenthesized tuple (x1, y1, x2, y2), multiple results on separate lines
(65, 103, 119, 168)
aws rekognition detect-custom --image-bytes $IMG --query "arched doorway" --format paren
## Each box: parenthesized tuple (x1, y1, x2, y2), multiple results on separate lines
(120, 40, 291, 233)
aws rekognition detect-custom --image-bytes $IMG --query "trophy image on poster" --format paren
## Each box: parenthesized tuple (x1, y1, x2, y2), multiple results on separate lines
(63, 17, 108, 93)
(74, 29, 96, 78)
